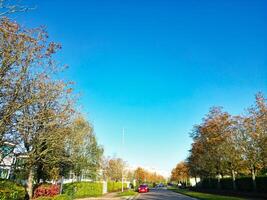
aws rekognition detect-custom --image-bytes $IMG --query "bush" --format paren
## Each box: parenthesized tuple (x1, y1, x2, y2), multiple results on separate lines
(221, 178, 234, 190)
(256, 176, 267, 192)
(35, 194, 72, 200)
(0, 179, 26, 200)
(201, 178, 218, 189)
(34, 184, 60, 198)
(200, 176, 267, 193)
(236, 177, 253, 192)
(35, 197, 53, 200)
(107, 181, 127, 192)
(63, 182, 102, 198)
(52, 194, 72, 200)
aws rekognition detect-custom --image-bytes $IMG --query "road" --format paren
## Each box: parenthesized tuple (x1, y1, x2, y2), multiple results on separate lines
(136, 189, 196, 200)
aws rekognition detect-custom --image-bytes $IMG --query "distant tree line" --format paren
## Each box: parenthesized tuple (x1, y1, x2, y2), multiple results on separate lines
(134, 167, 165, 185)
(103, 157, 166, 186)
(186, 93, 267, 190)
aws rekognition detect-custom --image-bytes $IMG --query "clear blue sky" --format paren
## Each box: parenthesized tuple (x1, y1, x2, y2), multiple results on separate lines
(15, 0, 266, 176)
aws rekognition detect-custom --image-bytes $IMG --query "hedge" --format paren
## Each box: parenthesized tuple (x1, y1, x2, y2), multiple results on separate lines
(107, 181, 127, 192)
(255, 176, 267, 193)
(220, 178, 233, 190)
(236, 177, 253, 191)
(63, 182, 102, 198)
(200, 176, 267, 193)
(35, 194, 72, 200)
(0, 179, 26, 200)
(52, 194, 72, 200)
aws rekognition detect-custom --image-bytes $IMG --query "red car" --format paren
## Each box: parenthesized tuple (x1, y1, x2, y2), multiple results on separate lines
(138, 184, 149, 193)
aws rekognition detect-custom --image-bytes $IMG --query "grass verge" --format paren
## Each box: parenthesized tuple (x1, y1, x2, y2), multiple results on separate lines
(168, 188, 245, 200)
(117, 190, 137, 197)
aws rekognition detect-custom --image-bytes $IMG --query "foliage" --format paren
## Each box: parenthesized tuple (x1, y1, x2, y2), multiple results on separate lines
(52, 194, 72, 200)
(34, 197, 53, 200)
(0, 16, 76, 199)
(104, 157, 126, 181)
(0, 179, 26, 200)
(35, 194, 72, 200)
(0, 0, 32, 16)
(186, 93, 267, 191)
(107, 181, 127, 192)
(134, 167, 165, 185)
(66, 116, 103, 181)
(200, 176, 267, 192)
(33, 184, 60, 199)
(171, 161, 189, 184)
(63, 182, 102, 198)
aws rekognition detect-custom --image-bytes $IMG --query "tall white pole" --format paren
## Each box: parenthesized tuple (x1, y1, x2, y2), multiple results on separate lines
(122, 128, 125, 192)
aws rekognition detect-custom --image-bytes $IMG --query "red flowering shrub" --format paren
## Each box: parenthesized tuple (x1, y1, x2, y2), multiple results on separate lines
(34, 184, 60, 198)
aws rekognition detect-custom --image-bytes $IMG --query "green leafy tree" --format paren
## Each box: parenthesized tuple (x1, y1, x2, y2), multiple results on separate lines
(66, 116, 103, 181)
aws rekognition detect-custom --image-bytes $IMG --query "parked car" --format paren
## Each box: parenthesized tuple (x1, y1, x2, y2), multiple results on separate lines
(138, 184, 149, 193)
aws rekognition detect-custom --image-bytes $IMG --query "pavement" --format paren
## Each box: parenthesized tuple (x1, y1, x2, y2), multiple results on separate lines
(135, 188, 197, 200)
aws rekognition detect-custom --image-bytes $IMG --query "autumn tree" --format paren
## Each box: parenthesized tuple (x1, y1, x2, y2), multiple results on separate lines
(239, 93, 267, 190)
(0, 17, 76, 199)
(187, 92, 267, 191)
(134, 167, 165, 185)
(134, 167, 146, 184)
(0, 0, 32, 16)
(171, 161, 189, 186)
(104, 157, 126, 181)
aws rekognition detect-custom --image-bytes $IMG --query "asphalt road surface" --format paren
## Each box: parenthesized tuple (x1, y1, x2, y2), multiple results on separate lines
(136, 189, 196, 200)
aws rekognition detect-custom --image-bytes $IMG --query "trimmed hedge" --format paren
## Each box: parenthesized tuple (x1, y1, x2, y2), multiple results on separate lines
(0, 179, 26, 200)
(200, 176, 267, 193)
(52, 194, 72, 200)
(35, 195, 72, 200)
(255, 176, 267, 193)
(236, 177, 253, 191)
(221, 178, 234, 190)
(63, 182, 102, 198)
(107, 181, 127, 192)
(201, 178, 218, 189)
(35, 197, 52, 200)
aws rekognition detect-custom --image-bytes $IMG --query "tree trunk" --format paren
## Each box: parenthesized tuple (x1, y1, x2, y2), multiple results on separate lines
(231, 170, 236, 190)
(195, 176, 197, 187)
(27, 167, 34, 199)
(251, 167, 257, 191)
(217, 173, 221, 190)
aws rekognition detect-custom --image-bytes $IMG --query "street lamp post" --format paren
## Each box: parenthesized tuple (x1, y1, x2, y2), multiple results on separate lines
(121, 128, 125, 192)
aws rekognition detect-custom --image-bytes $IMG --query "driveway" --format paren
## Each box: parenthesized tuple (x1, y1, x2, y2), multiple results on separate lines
(136, 189, 196, 200)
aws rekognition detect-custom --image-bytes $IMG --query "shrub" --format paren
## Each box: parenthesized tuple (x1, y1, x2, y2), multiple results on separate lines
(220, 178, 234, 190)
(52, 194, 72, 200)
(35, 197, 53, 200)
(201, 178, 217, 189)
(107, 181, 127, 192)
(63, 182, 102, 198)
(0, 179, 26, 200)
(236, 177, 253, 192)
(35, 194, 72, 200)
(199, 176, 267, 193)
(256, 176, 267, 192)
(34, 184, 60, 198)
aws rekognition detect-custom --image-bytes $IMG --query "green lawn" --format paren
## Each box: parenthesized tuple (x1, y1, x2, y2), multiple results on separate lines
(169, 188, 246, 200)
(117, 190, 137, 197)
